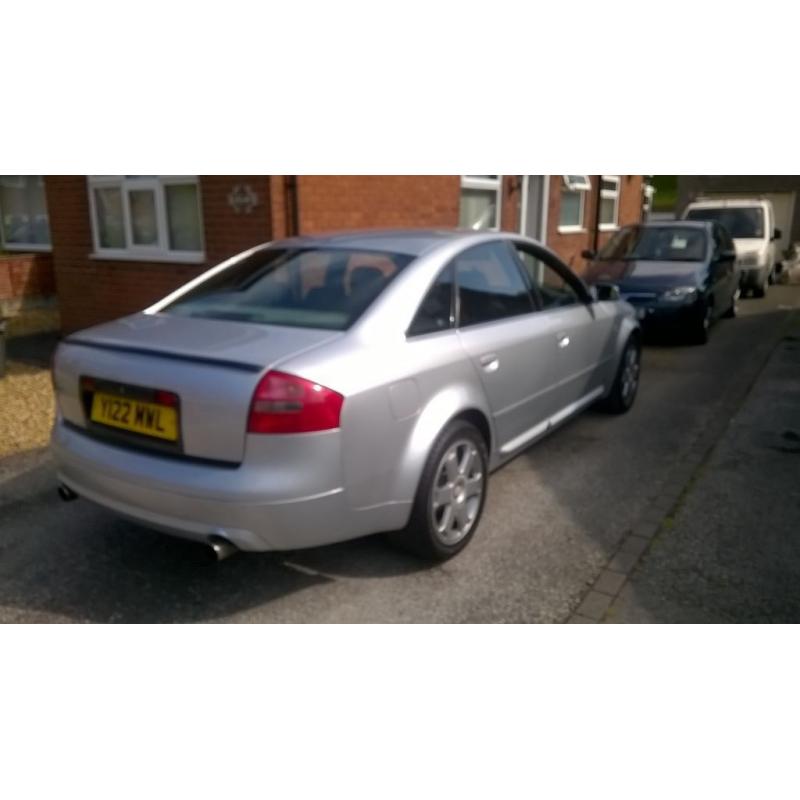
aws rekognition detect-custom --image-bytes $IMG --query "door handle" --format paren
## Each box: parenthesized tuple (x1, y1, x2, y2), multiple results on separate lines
(557, 332, 570, 348)
(479, 353, 500, 372)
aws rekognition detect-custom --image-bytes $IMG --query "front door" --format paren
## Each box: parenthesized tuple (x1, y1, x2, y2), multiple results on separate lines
(453, 241, 559, 453)
(512, 243, 615, 417)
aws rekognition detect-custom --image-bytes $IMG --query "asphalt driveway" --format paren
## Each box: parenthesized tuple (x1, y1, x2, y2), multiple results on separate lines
(1, 287, 798, 622)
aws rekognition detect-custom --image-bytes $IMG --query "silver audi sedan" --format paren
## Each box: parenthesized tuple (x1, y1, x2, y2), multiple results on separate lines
(52, 230, 641, 560)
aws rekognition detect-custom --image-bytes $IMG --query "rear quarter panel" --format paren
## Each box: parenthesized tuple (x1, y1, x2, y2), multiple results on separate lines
(281, 328, 493, 515)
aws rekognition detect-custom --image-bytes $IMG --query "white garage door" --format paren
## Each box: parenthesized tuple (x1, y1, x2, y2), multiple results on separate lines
(706, 191, 795, 250)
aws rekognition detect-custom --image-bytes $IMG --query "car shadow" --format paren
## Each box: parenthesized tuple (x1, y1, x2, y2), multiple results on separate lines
(0, 466, 433, 623)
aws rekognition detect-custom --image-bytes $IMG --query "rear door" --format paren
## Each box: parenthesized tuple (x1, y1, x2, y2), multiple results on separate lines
(454, 241, 559, 453)
(512, 242, 615, 419)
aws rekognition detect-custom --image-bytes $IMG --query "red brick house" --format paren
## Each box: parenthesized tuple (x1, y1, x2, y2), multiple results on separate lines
(0, 175, 646, 334)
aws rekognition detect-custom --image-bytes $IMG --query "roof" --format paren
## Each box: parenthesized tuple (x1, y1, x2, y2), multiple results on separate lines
(272, 228, 487, 257)
(686, 198, 770, 209)
(639, 220, 712, 230)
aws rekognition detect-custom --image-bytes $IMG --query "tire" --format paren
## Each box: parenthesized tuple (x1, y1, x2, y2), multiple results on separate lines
(389, 420, 488, 561)
(692, 301, 712, 344)
(723, 289, 738, 319)
(753, 272, 768, 298)
(599, 336, 641, 414)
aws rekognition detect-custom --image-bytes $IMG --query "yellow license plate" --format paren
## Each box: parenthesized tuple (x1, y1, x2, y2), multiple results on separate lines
(90, 392, 179, 441)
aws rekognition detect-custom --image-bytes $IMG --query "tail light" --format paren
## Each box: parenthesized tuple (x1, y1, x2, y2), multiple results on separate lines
(247, 371, 344, 434)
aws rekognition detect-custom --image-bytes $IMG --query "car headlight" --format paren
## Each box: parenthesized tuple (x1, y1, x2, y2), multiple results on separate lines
(739, 253, 760, 267)
(660, 286, 698, 303)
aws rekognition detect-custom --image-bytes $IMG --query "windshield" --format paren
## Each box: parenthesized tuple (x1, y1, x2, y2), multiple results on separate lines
(163, 247, 414, 330)
(685, 206, 764, 239)
(596, 225, 708, 262)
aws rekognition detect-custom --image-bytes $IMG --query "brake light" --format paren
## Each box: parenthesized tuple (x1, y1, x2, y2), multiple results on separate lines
(247, 371, 344, 434)
(154, 389, 178, 407)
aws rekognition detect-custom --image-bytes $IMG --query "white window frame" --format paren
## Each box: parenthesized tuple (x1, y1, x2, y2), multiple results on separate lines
(599, 175, 621, 231)
(0, 176, 52, 252)
(558, 175, 589, 233)
(460, 175, 503, 231)
(563, 175, 591, 192)
(87, 176, 205, 263)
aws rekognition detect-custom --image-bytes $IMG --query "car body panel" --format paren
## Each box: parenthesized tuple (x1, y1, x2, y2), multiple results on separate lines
(586, 221, 738, 333)
(682, 198, 777, 288)
(56, 315, 342, 463)
(52, 229, 639, 552)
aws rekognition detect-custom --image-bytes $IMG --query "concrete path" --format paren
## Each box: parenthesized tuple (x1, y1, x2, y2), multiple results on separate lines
(608, 322, 800, 622)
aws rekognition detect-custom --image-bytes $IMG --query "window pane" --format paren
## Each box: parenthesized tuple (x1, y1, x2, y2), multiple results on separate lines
(129, 189, 158, 245)
(601, 177, 619, 193)
(459, 188, 497, 230)
(0, 176, 50, 245)
(564, 175, 590, 191)
(600, 196, 616, 226)
(164, 247, 413, 331)
(456, 243, 533, 327)
(514, 246, 580, 309)
(408, 264, 454, 336)
(559, 189, 582, 227)
(94, 187, 126, 248)
(165, 183, 202, 251)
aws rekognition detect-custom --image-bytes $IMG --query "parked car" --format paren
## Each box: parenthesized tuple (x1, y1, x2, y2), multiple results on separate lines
(682, 197, 781, 297)
(583, 221, 738, 344)
(51, 230, 640, 561)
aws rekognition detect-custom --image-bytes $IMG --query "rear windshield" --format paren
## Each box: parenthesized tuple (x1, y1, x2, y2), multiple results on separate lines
(597, 225, 708, 262)
(163, 247, 415, 330)
(685, 206, 764, 239)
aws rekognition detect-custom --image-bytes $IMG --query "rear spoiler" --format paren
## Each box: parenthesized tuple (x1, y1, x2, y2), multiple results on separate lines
(62, 337, 263, 374)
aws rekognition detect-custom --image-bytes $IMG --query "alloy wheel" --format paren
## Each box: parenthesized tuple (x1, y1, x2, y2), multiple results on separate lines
(430, 439, 485, 546)
(620, 345, 640, 405)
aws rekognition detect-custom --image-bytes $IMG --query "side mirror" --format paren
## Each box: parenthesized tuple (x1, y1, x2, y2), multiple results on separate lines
(591, 281, 620, 302)
(773, 228, 782, 241)
(581, 249, 596, 260)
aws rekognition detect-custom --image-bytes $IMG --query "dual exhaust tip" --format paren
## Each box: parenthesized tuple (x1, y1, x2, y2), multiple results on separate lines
(58, 483, 79, 502)
(56, 483, 238, 561)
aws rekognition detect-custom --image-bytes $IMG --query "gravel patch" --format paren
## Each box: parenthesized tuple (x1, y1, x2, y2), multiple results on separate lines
(0, 361, 55, 459)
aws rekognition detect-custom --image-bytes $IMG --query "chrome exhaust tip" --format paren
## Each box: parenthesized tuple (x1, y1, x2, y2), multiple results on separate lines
(208, 535, 238, 561)
(57, 483, 79, 502)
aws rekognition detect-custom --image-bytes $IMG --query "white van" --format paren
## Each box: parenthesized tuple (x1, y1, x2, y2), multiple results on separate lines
(682, 198, 782, 297)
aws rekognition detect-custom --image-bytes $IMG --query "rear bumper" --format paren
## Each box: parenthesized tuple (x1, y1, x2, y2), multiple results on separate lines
(52, 420, 409, 551)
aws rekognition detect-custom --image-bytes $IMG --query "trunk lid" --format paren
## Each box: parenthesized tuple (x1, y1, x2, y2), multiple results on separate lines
(54, 312, 342, 463)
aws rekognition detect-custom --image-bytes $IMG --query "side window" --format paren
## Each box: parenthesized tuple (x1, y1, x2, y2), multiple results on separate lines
(454, 242, 534, 328)
(408, 264, 455, 336)
(514, 246, 581, 310)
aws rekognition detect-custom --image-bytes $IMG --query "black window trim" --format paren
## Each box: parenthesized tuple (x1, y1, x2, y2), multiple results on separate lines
(405, 262, 457, 339)
(511, 239, 595, 307)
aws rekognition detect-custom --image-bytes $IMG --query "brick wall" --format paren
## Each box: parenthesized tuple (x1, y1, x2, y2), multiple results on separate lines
(48, 174, 646, 333)
(296, 176, 461, 233)
(546, 175, 644, 274)
(201, 176, 272, 263)
(0, 252, 54, 301)
(47, 176, 273, 333)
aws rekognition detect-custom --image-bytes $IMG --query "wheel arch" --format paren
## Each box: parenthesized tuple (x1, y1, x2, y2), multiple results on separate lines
(391, 385, 495, 512)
